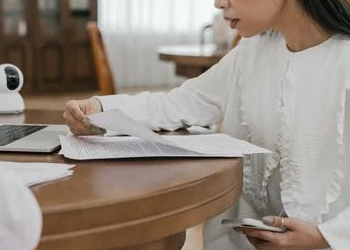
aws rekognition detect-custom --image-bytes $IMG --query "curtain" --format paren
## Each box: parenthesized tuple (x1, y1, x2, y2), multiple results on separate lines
(98, 0, 218, 88)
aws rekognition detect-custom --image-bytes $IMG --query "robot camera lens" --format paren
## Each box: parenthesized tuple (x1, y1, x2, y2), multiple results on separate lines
(5, 66, 20, 90)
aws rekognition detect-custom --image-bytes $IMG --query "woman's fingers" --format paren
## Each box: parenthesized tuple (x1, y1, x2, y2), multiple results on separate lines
(63, 98, 105, 136)
(64, 100, 92, 135)
(65, 100, 89, 125)
(63, 111, 89, 135)
(262, 216, 299, 231)
(246, 236, 273, 250)
(244, 228, 282, 243)
(243, 217, 329, 249)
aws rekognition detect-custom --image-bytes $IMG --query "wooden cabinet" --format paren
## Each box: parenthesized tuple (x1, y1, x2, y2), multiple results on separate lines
(0, 0, 98, 93)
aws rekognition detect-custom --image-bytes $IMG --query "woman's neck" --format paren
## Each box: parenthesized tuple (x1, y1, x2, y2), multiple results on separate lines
(273, 1, 333, 52)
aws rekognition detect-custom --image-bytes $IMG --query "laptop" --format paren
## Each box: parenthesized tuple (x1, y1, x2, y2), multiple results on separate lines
(0, 124, 69, 153)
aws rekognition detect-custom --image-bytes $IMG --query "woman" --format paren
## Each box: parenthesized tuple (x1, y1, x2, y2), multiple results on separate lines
(63, 0, 350, 249)
(0, 169, 42, 250)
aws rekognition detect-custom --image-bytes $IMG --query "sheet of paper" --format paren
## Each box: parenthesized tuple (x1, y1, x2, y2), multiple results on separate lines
(88, 109, 175, 146)
(59, 133, 270, 160)
(60, 108, 271, 160)
(0, 161, 75, 186)
(60, 135, 204, 160)
(163, 134, 271, 155)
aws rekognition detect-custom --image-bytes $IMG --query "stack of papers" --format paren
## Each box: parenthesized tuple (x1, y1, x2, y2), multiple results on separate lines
(0, 161, 75, 186)
(60, 109, 271, 160)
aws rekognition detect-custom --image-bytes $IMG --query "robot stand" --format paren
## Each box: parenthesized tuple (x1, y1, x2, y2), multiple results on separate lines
(0, 93, 25, 114)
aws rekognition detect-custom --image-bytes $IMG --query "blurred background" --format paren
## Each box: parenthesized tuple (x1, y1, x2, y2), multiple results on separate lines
(99, 0, 219, 88)
(0, 0, 235, 96)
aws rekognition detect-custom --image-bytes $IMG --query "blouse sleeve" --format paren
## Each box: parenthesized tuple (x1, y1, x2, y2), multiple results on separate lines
(318, 206, 350, 250)
(0, 170, 42, 250)
(317, 88, 350, 250)
(96, 43, 244, 131)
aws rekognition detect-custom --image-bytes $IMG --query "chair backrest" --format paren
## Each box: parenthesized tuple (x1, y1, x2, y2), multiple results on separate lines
(87, 21, 116, 95)
(231, 33, 242, 48)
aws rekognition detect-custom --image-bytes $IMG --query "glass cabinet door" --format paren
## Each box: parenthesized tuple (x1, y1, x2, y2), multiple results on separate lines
(3, 0, 26, 36)
(38, 0, 62, 36)
(69, 0, 92, 33)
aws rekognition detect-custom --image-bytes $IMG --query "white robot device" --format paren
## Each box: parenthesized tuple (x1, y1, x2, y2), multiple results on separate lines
(0, 63, 25, 114)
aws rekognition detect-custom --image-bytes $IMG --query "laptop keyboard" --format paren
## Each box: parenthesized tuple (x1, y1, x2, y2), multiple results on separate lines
(0, 125, 47, 146)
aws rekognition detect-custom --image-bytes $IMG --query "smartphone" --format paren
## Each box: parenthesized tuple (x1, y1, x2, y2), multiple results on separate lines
(221, 218, 286, 233)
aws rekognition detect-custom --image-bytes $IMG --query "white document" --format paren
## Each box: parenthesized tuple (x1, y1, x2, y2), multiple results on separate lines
(60, 109, 271, 160)
(59, 133, 270, 160)
(0, 161, 75, 186)
(59, 108, 271, 160)
(88, 109, 175, 146)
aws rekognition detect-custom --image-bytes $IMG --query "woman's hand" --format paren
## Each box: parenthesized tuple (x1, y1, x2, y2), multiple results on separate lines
(63, 97, 105, 135)
(242, 216, 329, 250)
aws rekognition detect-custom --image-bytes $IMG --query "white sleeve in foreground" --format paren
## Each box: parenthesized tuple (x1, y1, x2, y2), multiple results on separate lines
(96, 45, 242, 131)
(0, 170, 42, 250)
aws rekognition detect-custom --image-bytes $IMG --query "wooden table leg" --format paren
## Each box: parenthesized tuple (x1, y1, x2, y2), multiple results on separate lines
(119, 231, 186, 250)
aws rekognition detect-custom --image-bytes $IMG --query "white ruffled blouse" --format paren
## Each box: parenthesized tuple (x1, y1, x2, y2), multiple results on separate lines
(98, 32, 350, 250)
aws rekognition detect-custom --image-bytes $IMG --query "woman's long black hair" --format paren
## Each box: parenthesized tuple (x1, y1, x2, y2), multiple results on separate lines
(298, 0, 350, 36)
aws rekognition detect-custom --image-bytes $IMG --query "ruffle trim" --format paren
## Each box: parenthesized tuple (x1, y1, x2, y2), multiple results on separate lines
(239, 73, 253, 200)
(239, 70, 347, 220)
(279, 100, 304, 219)
(240, 105, 258, 205)
(240, 85, 267, 211)
(241, 89, 347, 221)
(322, 86, 347, 215)
(240, 79, 281, 212)
(261, 152, 281, 199)
(280, 84, 347, 223)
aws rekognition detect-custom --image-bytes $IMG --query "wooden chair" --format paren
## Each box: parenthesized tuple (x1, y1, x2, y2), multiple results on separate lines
(87, 21, 117, 95)
(231, 33, 242, 48)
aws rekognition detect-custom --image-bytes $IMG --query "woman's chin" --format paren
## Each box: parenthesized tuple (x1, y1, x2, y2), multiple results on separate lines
(238, 29, 263, 38)
(237, 31, 254, 38)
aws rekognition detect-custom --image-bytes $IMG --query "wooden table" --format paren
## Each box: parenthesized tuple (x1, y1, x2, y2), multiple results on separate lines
(158, 44, 230, 78)
(0, 110, 242, 250)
